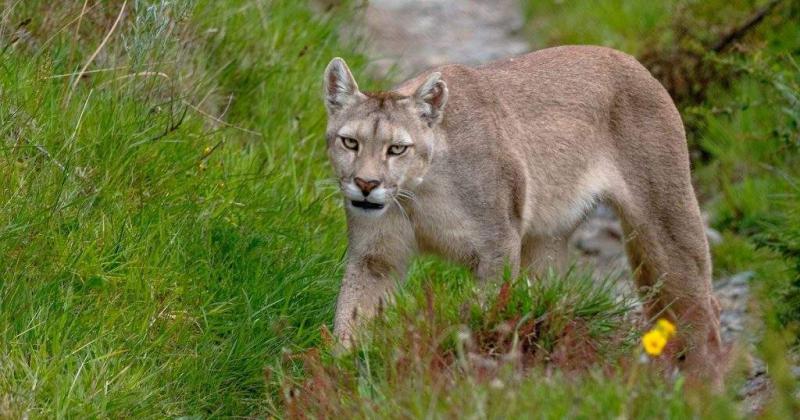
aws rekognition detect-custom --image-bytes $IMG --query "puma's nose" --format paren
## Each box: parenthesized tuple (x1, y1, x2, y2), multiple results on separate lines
(354, 177, 381, 196)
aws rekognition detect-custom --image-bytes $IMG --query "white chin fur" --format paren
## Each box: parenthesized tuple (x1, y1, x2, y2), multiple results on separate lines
(342, 182, 391, 217)
(366, 187, 389, 204)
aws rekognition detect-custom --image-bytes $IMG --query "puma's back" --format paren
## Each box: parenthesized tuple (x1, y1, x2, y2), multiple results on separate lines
(384, 46, 691, 241)
(396, 44, 688, 187)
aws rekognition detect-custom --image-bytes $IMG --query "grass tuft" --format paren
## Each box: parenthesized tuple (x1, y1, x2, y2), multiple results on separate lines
(267, 269, 737, 418)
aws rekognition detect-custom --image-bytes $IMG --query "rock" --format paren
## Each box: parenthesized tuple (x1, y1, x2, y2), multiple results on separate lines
(706, 226, 723, 245)
(714, 271, 753, 339)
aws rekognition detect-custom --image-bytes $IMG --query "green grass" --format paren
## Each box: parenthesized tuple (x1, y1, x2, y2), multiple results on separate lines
(524, 0, 674, 54)
(0, 0, 369, 416)
(1, 0, 798, 417)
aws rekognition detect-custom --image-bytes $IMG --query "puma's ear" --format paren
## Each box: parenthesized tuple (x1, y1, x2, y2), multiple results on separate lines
(323, 57, 362, 115)
(413, 72, 448, 126)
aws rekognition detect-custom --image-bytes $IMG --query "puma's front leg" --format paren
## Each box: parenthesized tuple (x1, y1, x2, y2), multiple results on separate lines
(333, 256, 404, 347)
(474, 232, 522, 283)
(333, 213, 415, 347)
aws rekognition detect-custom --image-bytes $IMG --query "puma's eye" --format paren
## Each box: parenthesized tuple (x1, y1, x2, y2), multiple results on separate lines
(388, 145, 408, 156)
(341, 137, 358, 151)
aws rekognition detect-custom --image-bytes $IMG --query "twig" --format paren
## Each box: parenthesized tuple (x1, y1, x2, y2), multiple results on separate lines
(5, 108, 65, 173)
(32, 143, 66, 173)
(37, 1, 100, 53)
(67, 0, 128, 105)
(69, 88, 94, 147)
(219, 95, 234, 120)
(65, 0, 90, 69)
(97, 71, 171, 88)
(74, 0, 90, 42)
(46, 66, 130, 80)
(0, 15, 30, 58)
(148, 105, 188, 143)
(182, 100, 263, 137)
(44, 61, 180, 79)
(711, 0, 782, 53)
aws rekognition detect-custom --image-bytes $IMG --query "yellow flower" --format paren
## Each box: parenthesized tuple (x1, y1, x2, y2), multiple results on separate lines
(656, 318, 677, 338)
(203, 146, 212, 155)
(642, 329, 668, 356)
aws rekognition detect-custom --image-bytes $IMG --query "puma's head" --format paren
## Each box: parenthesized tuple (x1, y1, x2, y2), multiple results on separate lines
(323, 57, 448, 217)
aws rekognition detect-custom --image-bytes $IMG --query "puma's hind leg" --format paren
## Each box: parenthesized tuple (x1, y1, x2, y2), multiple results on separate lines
(611, 180, 724, 388)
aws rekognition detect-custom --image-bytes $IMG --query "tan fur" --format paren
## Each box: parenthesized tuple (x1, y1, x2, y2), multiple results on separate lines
(322, 46, 724, 386)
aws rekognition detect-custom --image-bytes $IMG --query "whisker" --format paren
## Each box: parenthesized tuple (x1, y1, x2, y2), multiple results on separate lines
(396, 190, 418, 205)
(398, 189, 417, 199)
(392, 196, 411, 224)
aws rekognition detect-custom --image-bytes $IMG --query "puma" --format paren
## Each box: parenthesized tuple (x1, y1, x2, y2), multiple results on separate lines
(322, 46, 724, 385)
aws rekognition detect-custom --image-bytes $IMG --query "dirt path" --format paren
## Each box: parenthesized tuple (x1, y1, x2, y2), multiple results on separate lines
(363, 0, 528, 78)
(360, 0, 765, 410)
